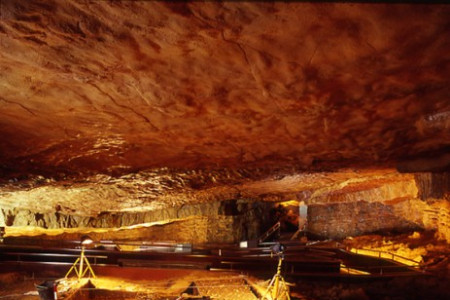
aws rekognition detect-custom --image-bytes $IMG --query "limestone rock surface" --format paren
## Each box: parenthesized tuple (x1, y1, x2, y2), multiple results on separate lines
(0, 1, 449, 177)
(0, 1, 449, 242)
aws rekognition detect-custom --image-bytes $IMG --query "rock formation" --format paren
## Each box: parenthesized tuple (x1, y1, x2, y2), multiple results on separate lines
(0, 1, 449, 244)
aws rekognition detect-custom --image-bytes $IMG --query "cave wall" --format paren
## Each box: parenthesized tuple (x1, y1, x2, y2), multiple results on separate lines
(307, 176, 418, 205)
(422, 200, 450, 242)
(307, 172, 450, 241)
(415, 172, 450, 241)
(1, 199, 276, 243)
(100, 216, 240, 244)
(415, 172, 450, 200)
(2, 171, 449, 243)
(6, 216, 238, 244)
(308, 198, 426, 239)
(0, 1, 448, 245)
(1, 200, 273, 236)
(0, 209, 4, 227)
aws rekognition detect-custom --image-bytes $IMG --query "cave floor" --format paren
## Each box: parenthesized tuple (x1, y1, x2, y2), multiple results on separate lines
(0, 271, 269, 300)
(1, 271, 448, 300)
(0, 231, 448, 299)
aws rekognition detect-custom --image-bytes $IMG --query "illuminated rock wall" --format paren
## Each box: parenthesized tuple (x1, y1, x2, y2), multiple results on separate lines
(422, 200, 450, 242)
(307, 172, 450, 240)
(307, 177, 418, 204)
(1, 171, 448, 243)
(2, 200, 276, 243)
(415, 173, 450, 200)
(308, 198, 426, 238)
(0, 201, 221, 227)
(415, 172, 450, 242)
(5, 216, 239, 244)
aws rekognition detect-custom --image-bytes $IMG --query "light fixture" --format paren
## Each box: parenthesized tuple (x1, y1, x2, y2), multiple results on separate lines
(65, 235, 96, 280)
(81, 235, 94, 246)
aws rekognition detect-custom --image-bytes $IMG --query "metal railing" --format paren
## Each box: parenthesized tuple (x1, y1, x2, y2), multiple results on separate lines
(348, 247, 422, 267)
(339, 263, 423, 276)
(0, 251, 107, 265)
(258, 222, 281, 244)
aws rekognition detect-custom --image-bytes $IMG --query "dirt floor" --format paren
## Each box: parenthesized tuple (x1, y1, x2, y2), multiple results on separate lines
(0, 273, 40, 299)
(2, 271, 448, 300)
(0, 271, 269, 300)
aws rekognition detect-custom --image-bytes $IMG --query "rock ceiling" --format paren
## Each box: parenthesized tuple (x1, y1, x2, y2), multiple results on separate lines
(0, 1, 449, 217)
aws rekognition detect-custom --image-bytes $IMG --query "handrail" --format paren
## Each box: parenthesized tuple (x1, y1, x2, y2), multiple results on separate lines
(258, 222, 281, 244)
(339, 264, 423, 276)
(348, 247, 422, 267)
(0, 251, 107, 265)
(331, 242, 423, 268)
(341, 263, 422, 271)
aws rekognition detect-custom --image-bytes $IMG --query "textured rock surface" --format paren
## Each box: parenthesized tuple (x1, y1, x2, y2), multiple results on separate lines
(1, 199, 273, 240)
(308, 198, 426, 239)
(2, 169, 448, 243)
(422, 200, 450, 242)
(307, 172, 450, 240)
(0, 168, 416, 216)
(0, 1, 449, 177)
(7, 216, 241, 244)
(415, 173, 450, 200)
(0, 1, 449, 242)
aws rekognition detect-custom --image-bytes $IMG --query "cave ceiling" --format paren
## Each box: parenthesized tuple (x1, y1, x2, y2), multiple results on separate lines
(0, 1, 449, 215)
